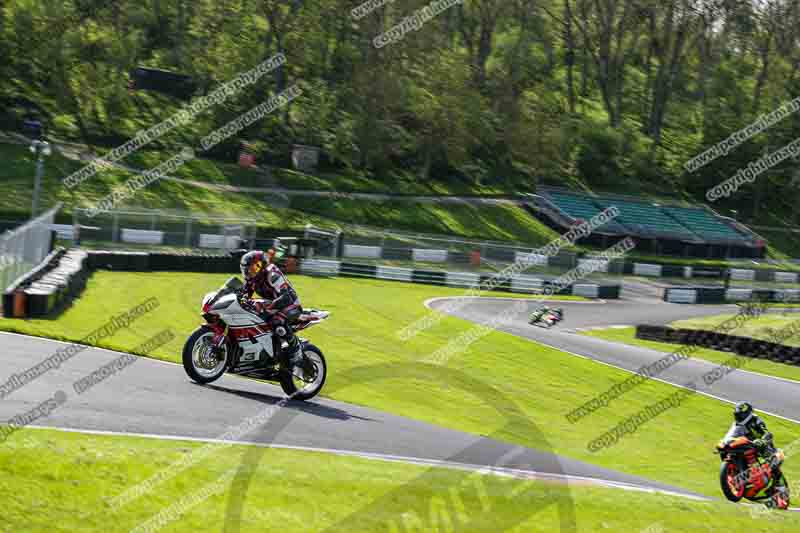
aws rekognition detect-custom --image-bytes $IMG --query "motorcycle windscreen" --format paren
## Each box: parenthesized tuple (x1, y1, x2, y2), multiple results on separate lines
(724, 422, 748, 441)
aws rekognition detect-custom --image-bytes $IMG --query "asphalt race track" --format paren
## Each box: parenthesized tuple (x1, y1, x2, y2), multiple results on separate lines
(2, 280, 798, 503)
(427, 290, 800, 424)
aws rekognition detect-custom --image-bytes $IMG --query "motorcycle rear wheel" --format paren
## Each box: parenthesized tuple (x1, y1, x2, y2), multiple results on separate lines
(720, 461, 745, 502)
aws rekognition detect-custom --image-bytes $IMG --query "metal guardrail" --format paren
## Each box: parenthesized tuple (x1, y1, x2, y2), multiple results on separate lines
(0, 204, 61, 292)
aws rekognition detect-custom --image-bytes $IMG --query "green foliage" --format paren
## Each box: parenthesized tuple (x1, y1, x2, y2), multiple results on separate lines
(2, 0, 800, 230)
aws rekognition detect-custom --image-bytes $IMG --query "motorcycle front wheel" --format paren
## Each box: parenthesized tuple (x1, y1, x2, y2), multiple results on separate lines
(182, 326, 229, 384)
(279, 343, 327, 401)
(720, 461, 745, 502)
(771, 472, 791, 510)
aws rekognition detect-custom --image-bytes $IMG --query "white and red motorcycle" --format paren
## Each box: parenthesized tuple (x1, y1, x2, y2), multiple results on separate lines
(182, 276, 329, 400)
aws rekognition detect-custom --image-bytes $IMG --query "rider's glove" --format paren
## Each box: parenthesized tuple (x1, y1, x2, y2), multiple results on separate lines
(253, 301, 275, 317)
(754, 438, 767, 450)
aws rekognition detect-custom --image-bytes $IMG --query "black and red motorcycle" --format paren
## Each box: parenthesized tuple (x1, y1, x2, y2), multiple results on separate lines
(182, 276, 329, 400)
(716, 424, 790, 510)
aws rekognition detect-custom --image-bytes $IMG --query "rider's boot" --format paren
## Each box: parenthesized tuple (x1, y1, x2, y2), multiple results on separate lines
(282, 337, 303, 367)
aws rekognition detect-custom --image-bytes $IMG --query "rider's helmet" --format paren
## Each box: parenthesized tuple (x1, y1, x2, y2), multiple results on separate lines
(734, 401, 754, 424)
(240, 250, 269, 284)
(556, 308, 564, 315)
(266, 244, 287, 264)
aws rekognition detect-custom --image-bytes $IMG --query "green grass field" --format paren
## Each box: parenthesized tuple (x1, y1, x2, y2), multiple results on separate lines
(0, 144, 323, 229)
(3, 271, 800, 504)
(288, 197, 561, 245)
(670, 311, 800, 347)
(581, 326, 800, 383)
(5, 427, 796, 532)
(125, 147, 534, 196)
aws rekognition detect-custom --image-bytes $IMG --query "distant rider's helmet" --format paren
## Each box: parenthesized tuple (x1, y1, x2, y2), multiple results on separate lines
(240, 250, 269, 284)
(734, 401, 754, 424)
(266, 243, 287, 264)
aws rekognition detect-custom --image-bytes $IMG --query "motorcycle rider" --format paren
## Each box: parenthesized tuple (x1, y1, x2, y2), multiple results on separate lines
(529, 306, 549, 324)
(238, 247, 304, 368)
(529, 306, 564, 324)
(731, 402, 781, 476)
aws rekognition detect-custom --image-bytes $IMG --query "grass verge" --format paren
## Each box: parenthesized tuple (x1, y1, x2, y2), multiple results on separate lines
(2, 427, 799, 532)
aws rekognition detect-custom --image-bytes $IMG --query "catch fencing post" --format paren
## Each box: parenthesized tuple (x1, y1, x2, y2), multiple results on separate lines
(248, 225, 256, 249)
(184, 218, 192, 247)
(112, 212, 119, 243)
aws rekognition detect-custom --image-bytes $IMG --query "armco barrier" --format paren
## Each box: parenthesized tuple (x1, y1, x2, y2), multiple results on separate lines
(120, 228, 164, 245)
(511, 274, 544, 293)
(665, 285, 799, 304)
(343, 244, 382, 259)
(302, 259, 620, 298)
(326, 246, 800, 283)
(752, 288, 775, 302)
(339, 262, 378, 279)
(776, 272, 799, 284)
(663, 288, 697, 304)
(730, 268, 755, 281)
(690, 267, 724, 279)
(754, 269, 773, 283)
(446, 271, 480, 289)
(480, 273, 511, 292)
(86, 250, 241, 273)
(578, 258, 608, 273)
(413, 269, 447, 286)
(661, 264, 685, 277)
(596, 285, 621, 299)
(301, 259, 341, 276)
(725, 288, 752, 301)
(376, 265, 412, 282)
(572, 284, 599, 298)
(634, 325, 800, 366)
(515, 251, 547, 266)
(633, 263, 662, 277)
(380, 247, 413, 261)
(664, 287, 729, 304)
(412, 249, 448, 263)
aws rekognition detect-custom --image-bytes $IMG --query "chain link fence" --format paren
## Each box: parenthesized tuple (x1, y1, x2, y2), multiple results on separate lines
(69, 208, 259, 252)
(1, 204, 61, 292)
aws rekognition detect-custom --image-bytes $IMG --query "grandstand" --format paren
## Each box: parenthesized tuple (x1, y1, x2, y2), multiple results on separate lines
(527, 187, 766, 259)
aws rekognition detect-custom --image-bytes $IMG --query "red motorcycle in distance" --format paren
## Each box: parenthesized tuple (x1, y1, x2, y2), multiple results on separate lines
(716, 424, 790, 510)
(182, 276, 329, 400)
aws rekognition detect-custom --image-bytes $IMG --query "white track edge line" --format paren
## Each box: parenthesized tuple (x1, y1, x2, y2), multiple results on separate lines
(19, 423, 707, 501)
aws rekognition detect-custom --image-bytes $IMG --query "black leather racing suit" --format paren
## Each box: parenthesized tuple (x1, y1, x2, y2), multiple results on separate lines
(240, 263, 302, 363)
